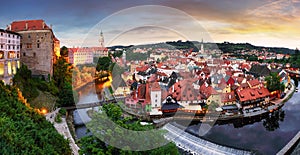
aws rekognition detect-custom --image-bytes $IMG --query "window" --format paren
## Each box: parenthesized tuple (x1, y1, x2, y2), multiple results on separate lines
(28, 35, 31, 38)
(37, 43, 40, 48)
(8, 40, 10, 43)
(23, 53, 26, 56)
(8, 34, 10, 37)
(33, 53, 36, 57)
(155, 99, 157, 103)
(26, 43, 32, 49)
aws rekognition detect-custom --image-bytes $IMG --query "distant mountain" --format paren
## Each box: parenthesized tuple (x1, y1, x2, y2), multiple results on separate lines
(215, 42, 295, 54)
(108, 41, 295, 54)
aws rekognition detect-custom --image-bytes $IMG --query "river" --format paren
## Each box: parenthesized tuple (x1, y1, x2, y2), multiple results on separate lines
(74, 83, 300, 154)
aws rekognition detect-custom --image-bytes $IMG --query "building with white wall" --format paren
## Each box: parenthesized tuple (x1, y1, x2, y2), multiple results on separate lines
(0, 29, 21, 84)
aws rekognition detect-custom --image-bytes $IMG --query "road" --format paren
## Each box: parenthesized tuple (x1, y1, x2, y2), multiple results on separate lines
(45, 108, 80, 155)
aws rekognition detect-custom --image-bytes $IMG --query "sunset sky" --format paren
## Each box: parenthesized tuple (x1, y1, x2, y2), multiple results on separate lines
(1, 0, 299, 49)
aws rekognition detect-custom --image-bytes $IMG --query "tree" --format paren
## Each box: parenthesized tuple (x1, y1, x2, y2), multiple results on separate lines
(96, 57, 112, 72)
(265, 72, 282, 92)
(79, 103, 179, 155)
(60, 46, 68, 57)
(53, 57, 72, 90)
(57, 82, 77, 107)
(13, 64, 39, 101)
(0, 82, 71, 155)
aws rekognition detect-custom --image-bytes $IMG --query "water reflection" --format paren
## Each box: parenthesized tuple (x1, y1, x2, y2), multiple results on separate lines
(263, 110, 285, 132)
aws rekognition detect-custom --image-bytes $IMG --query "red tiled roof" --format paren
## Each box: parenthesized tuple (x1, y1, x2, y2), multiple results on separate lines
(247, 79, 260, 87)
(221, 92, 236, 103)
(136, 65, 149, 72)
(151, 82, 161, 91)
(200, 84, 218, 99)
(237, 87, 270, 102)
(157, 71, 168, 77)
(10, 19, 51, 32)
(147, 74, 157, 83)
(169, 79, 202, 101)
(227, 77, 235, 85)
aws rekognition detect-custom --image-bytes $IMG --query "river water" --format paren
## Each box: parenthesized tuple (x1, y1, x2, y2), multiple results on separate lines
(74, 83, 300, 154)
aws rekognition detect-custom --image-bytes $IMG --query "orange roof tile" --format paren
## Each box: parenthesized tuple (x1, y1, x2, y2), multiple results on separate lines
(10, 19, 51, 32)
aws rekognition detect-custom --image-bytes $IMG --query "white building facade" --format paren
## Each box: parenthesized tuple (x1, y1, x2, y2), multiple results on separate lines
(0, 29, 21, 84)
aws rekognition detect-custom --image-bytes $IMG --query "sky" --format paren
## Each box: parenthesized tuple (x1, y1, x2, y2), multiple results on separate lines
(1, 0, 300, 49)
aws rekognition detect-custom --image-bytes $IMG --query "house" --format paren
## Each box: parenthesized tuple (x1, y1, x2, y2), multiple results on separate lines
(161, 96, 184, 115)
(221, 92, 236, 106)
(236, 87, 270, 111)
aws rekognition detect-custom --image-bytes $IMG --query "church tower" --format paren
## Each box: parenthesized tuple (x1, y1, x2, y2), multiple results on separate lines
(200, 38, 204, 52)
(99, 30, 104, 47)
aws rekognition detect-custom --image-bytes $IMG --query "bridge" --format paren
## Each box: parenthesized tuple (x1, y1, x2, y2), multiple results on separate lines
(62, 97, 125, 110)
(163, 123, 253, 155)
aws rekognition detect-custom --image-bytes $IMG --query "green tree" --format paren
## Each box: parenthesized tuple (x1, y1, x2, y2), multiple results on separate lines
(265, 72, 282, 92)
(57, 82, 77, 107)
(53, 57, 72, 90)
(96, 57, 112, 72)
(13, 64, 39, 101)
(60, 46, 69, 57)
(0, 82, 71, 155)
(79, 103, 179, 155)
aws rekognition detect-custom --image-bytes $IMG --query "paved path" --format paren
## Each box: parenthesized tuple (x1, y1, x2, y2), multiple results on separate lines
(46, 109, 80, 155)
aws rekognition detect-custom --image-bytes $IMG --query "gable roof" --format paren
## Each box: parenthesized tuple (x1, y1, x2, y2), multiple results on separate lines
(237, 87, 270, 102)
(10, 19, 51, 32)
(247, 79, 260, 87)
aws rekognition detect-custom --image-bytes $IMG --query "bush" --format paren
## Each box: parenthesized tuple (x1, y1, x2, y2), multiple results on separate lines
(55, 114, 62, 123)
(59, 108, 67, 115)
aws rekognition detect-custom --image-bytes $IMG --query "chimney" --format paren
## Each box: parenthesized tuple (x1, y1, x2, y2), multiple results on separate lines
(50, 24, 52, 29)
(25, 23, 28, 30)
(42, 22, 45, 29)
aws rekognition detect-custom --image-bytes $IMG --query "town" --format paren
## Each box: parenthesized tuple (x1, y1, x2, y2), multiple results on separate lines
(1, 18, 300, 155)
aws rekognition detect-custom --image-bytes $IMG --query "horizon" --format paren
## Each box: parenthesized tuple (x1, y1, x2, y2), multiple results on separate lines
(93, 40, 296, 50)
(1, 1, 299, 49)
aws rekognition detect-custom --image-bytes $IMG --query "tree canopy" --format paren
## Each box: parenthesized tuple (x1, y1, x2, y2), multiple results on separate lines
(0, 82, 71, 155)
(78, 103, 179, 155)
(265, 72, 285, 92)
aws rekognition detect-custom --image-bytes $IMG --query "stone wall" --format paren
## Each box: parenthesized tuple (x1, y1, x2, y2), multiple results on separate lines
(18, 30, 54, 78)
